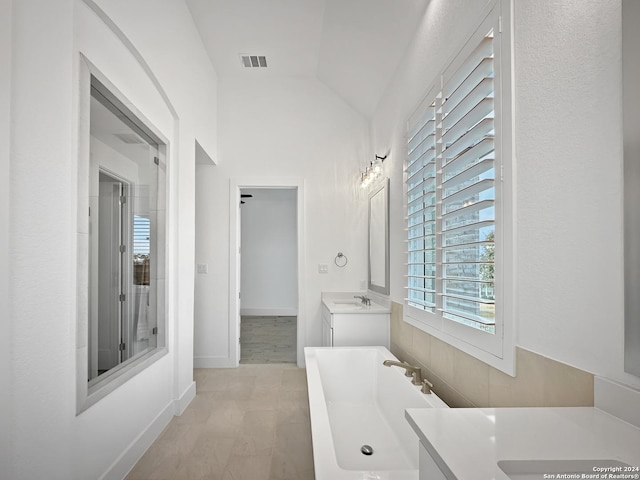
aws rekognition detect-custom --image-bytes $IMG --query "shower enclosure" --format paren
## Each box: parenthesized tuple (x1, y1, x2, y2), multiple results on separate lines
(88, 77, 161, 381)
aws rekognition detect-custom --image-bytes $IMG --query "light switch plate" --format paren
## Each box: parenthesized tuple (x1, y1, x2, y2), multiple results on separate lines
(318, 264, 329, 274)
(197, 264, 208, 274)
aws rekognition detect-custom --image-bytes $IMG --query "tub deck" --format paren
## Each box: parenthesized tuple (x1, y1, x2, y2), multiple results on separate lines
(305, 346, 448, 480)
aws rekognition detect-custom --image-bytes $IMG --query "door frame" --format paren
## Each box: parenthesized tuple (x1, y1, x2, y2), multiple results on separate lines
(229, 177, 305, 367)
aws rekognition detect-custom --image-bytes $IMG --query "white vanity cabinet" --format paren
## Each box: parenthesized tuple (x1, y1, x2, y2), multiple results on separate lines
(321, 303, 333, 347)
(321, 293, 391, 348)
(406, 406, 640, 480)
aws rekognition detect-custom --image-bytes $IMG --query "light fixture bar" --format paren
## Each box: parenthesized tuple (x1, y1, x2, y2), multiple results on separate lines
(360, 154, 388, 188)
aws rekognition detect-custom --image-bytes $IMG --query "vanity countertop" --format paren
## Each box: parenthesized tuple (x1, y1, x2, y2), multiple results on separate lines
(321, 292, 391, 314)
(405, 407, 640, 480)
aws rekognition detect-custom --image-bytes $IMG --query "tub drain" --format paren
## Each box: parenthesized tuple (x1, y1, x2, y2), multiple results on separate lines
(361, 445, 374, 456)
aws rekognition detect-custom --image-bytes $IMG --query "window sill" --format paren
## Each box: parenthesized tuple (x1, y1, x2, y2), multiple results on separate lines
(77, 346, 168, 415)
(403, 311, 515, 376)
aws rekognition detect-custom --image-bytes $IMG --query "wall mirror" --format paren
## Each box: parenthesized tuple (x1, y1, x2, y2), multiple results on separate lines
(368, 178, 390, 295)
(623, 0, 640, 377)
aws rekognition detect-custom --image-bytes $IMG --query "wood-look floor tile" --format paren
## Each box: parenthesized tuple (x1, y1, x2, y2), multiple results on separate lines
(240, 316, 297, 364)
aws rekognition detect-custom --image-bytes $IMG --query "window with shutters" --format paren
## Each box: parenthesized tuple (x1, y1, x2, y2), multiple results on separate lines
(133, 215, 151, 285)
(404, 1, 514, 371)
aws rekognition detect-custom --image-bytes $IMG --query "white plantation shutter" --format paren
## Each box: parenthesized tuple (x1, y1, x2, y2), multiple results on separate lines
(133, 215, 150, 255)
(440, 32, 497, 332)
(406, 100, 437, 313)
(406, 28, 498, 334)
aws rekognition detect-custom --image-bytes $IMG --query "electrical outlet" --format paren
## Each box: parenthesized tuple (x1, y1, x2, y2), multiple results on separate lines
(318, 264, 329, 274)
(360, 280, 367, 290)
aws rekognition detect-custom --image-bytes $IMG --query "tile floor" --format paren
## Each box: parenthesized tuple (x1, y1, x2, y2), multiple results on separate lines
(240, 316, 297, 364)
(125, 364, 315, 480)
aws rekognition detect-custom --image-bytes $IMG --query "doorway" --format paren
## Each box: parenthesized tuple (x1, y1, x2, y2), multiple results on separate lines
(229, 180, 305, 367)
(239, 188, 297, 363)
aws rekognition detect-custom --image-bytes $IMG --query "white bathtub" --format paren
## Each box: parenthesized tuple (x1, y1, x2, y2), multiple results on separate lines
(305, 346, 449, 480)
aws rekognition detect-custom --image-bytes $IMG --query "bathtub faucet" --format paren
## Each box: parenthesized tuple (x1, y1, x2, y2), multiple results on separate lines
(382, 360, 423, 386)
(353, 295, 371, 305)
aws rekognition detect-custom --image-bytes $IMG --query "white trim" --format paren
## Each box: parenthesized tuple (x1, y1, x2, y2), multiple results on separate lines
(0, 0, 11, 475)
(173, 381, 196, 416)
(403, 0, 516, 376)
(240, 308, 298, 317)
(76, 55, 173, 413)
(99, 400, 174, 480)
(229, 177, 306, 367)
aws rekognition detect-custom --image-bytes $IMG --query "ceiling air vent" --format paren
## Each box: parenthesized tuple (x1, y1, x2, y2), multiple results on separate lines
(240, 55, 268, 68)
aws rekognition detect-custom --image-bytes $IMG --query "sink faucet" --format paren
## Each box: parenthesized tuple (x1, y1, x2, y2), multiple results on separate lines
(382, 360, 423, 386)
(353, 295, 371, 306)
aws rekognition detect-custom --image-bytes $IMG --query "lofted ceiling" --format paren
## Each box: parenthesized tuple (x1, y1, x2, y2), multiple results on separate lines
(185, 0, 430, 117)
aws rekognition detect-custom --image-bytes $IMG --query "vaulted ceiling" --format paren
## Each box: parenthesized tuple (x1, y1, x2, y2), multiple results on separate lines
(185, 0, 431, 117)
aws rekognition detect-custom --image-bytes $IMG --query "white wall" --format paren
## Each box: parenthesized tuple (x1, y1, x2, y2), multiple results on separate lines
(194, 76, 369, 367)
(91, 0, 219, 410)
(371, 0, 492, 304)
(513, 0, 635, 387)
(240, 188, 298, 315)
(7, 0, 218, 479)
(623, 0, 640, 377)
(372, 0, 639, 389)
(10, 2, 76, 475)
(0, 0, 12, 477)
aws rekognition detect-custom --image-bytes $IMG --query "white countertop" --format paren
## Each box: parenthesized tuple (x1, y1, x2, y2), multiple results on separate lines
(405, 407, 640, 480)
(321, 291, 391, 314)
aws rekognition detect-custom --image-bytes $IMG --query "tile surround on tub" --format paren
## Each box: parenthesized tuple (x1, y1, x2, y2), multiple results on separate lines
(390, 301, 594, 408)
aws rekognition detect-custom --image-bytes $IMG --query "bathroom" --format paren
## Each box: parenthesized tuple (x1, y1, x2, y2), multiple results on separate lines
(2, 0, 640, 479)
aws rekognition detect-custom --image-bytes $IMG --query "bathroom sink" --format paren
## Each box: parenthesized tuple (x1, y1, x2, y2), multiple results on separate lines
(498, 459, 632, 480)
(330, 300, 366, 310)
(332, 299, 362, 305)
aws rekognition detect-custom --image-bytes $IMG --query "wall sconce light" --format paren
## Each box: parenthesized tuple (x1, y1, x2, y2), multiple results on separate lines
(360, 154, 387, 188)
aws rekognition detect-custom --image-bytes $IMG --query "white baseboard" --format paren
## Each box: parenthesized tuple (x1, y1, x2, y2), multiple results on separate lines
(99, 400, 174, 480)
(174, 381, 196, 416)
(595, 376, 640, 428)
(240, 308, 298, 317)
(193, 355, 236, 368)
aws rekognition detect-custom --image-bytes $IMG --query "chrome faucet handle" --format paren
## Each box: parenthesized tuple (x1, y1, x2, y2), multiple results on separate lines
(353, 295, 371, 305)
(421, 378, 433, 394)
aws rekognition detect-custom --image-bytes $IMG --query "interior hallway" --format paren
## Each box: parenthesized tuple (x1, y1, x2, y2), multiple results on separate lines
(125, 364, 314, 480)
(240, 316, 297, 364)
